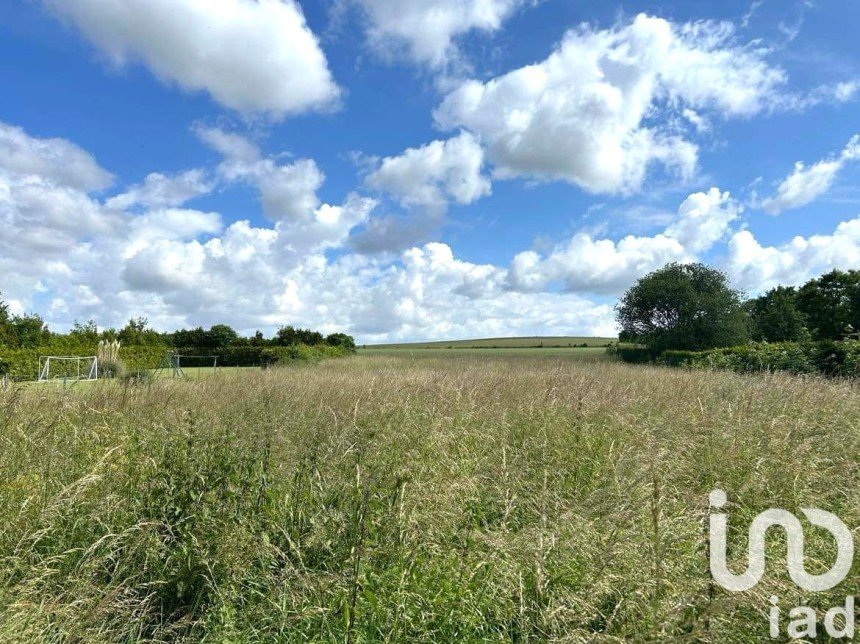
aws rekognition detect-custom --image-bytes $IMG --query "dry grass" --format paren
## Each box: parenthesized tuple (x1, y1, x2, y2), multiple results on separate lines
(0, 352, 858, 642)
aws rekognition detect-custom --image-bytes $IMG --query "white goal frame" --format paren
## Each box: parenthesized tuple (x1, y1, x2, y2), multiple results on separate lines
(38, 356, 99, 382)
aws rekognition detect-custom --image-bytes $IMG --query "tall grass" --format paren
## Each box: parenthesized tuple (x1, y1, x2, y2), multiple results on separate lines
(0, 353, 858, 641)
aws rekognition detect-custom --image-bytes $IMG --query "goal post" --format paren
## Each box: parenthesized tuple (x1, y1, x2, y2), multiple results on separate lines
(158, 352, 219, 378)
(38, 356, 99, 382)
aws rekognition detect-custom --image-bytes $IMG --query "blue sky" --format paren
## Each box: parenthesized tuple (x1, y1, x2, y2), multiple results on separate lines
(1, 0, 859, 342)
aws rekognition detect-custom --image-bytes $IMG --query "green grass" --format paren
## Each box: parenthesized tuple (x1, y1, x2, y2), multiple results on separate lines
(363, 335, 616, 349)
(359, 346, 609, 359)
(1, 352, 858, 641)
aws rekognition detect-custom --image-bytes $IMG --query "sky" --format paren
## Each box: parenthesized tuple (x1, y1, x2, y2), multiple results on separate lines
(1, 0, 859, 343)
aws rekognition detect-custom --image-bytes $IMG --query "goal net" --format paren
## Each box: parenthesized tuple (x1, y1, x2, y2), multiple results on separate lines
(38, 356, 99, 382)
(167, 353, 219, 378)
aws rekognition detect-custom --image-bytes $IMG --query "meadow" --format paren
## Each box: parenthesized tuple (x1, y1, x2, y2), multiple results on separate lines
(363, 337, 616, 349)
(1, 350, 858, 642)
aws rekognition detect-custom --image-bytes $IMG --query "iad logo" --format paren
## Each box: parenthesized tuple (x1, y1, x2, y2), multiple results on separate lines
(709, 490, 856, 639)
(709, 489, 853, 592)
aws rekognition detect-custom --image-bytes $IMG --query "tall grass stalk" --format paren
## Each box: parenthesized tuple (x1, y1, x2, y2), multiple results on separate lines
(0, 353, 857, 641)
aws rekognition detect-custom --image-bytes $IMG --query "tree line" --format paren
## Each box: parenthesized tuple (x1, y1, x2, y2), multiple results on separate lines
(617, 263, 860, 354)
(0, 302, 356, 352)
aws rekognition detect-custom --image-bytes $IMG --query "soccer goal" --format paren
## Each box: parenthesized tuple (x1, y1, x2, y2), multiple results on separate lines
(38, 356, 99, 382)
(165, 353, 219, 378)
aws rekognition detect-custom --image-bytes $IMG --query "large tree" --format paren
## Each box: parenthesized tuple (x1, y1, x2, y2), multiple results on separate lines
(796, 270, 860, 340)
(616, 263, 749, 353)
(745, 286, 808, 342)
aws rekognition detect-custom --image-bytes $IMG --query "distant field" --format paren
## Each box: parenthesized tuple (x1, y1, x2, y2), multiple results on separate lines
(363, 335, 616, 349)
(360, 346, 610, 360)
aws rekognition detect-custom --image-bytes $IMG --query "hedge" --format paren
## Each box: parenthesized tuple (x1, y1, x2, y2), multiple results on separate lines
(612, 341, 860, 378)
(0, 344, 351, 381)
(606, 344, 654, 364)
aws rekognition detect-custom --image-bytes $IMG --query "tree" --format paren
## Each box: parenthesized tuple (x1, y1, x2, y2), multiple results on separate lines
(207, 324, 239, 349)
(326, 332, 357, 351)
(0, 292, 9, 326)
(745, 286, 808, 342)
(616, 262, 749, 354)
(118, 317, 163, 345)
(796, 270, 860, 340)
(8, 314, 50, 348)
(0, 292, 10, 346)
(276, 325, 324, 346)
(70, 320, 99, 343)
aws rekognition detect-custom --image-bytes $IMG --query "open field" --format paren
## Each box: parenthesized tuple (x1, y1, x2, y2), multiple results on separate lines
(359, 346, 610, 359)
(364, 336, 616, 349)
(1, 352, 858, 641)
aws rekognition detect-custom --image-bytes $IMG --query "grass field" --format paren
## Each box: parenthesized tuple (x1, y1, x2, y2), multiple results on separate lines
(364, 336, 616, 349)
(1, 351, 858, 641)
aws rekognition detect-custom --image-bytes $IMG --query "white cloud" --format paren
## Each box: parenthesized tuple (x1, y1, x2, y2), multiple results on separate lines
(664, 188, 741, 253)
(106, 170, 213, 210)
(352, 0, 528, 69)
(12, 119, 859, 343)
(0, 120, 620, 339)
(0, 122, 112, 191)
(727, 218, 860, 292)
(196, 127, 326, 223)
(435, 14, 784, 193)
(194, 125, 261, 165)
(507, 188, 739, 293)
(760, 135, 860, 214)
(365, 132, 491, 208)
(45, 0, 340, 117)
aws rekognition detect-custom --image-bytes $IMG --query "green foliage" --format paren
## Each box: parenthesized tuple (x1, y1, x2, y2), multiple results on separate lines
(0, 344, 351, 381)
(205, 324, 239, 349)
(325, 332, 357, 352)
(117, 317, 163, 346)
(745, 286, 808, 342)
(276, 325, 325, 346)
(609, 345, 653, 364)
(656, 341, 860, 377)
(616, 262, 749, 353)
(796, 269, 860, 340)
(0, 293, 8, 326)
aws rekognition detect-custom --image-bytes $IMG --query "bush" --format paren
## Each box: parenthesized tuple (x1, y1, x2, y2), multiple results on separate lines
(653, 341, 860, 377)
(610, 345, 653, 364)
(659, 350, 701, 368)
(98, 358, 126, 379)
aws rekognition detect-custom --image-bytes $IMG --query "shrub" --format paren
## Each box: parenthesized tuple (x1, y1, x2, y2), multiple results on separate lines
(611, 345, 653, 364)
(654, 341, 860, 377)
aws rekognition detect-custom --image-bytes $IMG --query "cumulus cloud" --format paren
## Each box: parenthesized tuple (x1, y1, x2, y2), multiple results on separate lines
(664, 188, 741, 253)
(0, 121, 113, 191)
(364, 132, 491, 208)
(196, 127, 326, 223)
(11, 118, 859, 343)
(508, 188, 739, 293)
(435, 14, 785, 193)
(760, 135, 860, 215)
(106, 170, 213, 210)
(0, 119, 620, 339)
(351, 0, 528, 69)
(45, 0, 340, 117)
(727, 218, 860, 292)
